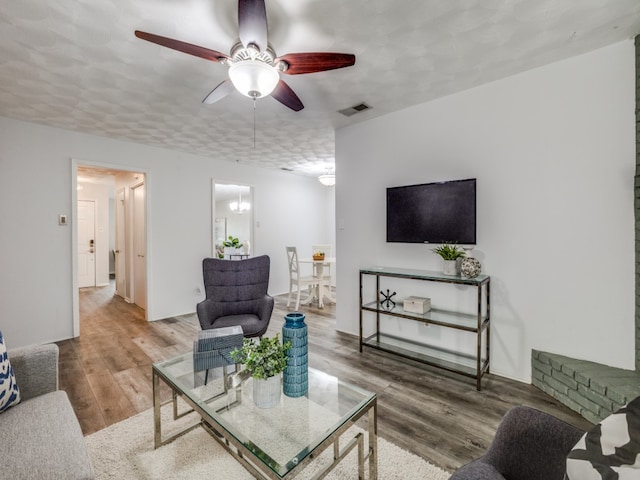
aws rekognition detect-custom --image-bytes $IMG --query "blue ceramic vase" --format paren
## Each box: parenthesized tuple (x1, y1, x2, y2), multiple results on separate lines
(282, 312, 308, 397)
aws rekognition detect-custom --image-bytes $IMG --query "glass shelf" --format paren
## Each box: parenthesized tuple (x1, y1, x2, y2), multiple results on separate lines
(361, 302, 488, 332)
(363, 333, 488, 378)
(360, 266, 489, 285)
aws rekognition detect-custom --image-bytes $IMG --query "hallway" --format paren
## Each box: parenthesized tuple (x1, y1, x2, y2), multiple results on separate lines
(58, 283, 198, 434)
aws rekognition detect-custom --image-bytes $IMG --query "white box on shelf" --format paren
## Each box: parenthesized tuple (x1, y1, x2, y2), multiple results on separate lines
(403, 296, 431, 314)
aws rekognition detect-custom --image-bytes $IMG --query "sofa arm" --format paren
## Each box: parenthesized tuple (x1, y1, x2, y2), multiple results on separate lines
(482, 406, 584, 480)
(8, 343, 59, 401)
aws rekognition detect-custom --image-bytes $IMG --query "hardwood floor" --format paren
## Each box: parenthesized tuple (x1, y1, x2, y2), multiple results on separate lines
(58, 283, 592, 472)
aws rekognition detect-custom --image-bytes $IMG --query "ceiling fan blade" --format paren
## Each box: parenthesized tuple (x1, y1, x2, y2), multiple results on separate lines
(238, 0, 268, 51)
(135, 31, 229, 63)
(275, 53, 356, 75)
(202, 80, 235, 105)
(271, 80, 304, 111)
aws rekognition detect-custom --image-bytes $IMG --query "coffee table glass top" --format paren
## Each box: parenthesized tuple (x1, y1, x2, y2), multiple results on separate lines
(154, 352, 376, 477)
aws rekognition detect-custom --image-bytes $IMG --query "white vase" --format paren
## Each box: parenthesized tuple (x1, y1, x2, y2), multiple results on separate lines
(252, 374, 281, 408)
(224, 247, 245, 259)
(461, 257, 482, 278)
(442, 259, 457, 275)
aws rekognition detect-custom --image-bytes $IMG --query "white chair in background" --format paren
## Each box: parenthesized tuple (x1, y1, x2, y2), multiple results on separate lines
(286, 246, 323, 310)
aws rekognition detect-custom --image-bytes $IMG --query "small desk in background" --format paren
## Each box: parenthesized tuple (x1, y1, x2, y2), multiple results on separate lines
(298, 257, 336, 308)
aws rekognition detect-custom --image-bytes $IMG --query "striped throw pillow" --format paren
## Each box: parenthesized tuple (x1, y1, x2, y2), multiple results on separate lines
(0, 331, 20, 412)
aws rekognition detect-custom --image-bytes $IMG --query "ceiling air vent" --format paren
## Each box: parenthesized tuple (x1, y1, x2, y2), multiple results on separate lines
(338, 102, 371, 117)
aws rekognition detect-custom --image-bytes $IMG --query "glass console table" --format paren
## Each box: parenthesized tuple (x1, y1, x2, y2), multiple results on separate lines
(359, 266, 490, 390)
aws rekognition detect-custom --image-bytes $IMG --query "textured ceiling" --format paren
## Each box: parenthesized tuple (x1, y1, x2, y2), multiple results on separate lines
(1, 1, 639, 177)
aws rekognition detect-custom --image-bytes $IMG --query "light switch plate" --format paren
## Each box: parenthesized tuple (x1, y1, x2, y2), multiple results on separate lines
(59, 214, 67, 225)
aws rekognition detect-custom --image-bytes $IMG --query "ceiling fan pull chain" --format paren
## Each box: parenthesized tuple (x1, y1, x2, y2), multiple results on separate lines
(253, 97, 256, 149)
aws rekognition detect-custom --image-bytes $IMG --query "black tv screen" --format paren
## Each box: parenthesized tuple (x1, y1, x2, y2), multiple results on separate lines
(386, 178, 476, 245)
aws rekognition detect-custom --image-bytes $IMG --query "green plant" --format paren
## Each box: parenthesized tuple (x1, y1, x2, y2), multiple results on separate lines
(230, 334, 292, 380)
(223, 236, 241, 248)
(431, 243, 466, 260)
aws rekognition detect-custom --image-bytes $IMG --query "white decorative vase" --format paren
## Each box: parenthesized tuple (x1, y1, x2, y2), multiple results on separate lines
(442, 260, 457, 275)
(224, 247, 244, 259)
(252, 374, 281, 408)
(461, 257, 482, 278)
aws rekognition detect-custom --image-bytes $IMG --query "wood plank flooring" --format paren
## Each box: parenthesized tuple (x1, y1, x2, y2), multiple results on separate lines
(58, 283, 593, 472)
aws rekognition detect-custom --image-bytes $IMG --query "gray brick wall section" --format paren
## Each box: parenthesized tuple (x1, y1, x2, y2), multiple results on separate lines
(531, 36, 640, 426)
(532, 350, 640, 423)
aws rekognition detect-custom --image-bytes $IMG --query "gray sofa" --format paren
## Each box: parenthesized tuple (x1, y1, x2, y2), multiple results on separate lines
(0, 343, 94, 479)
(449, 406, 585, 480)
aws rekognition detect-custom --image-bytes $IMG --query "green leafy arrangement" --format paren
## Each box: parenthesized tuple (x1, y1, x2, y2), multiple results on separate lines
(230, 334, 292, 380)
(223, 236, 242, 248)
(431, 243, 466, 260)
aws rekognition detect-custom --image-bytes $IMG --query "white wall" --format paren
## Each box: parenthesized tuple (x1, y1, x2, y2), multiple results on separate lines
(336, 40, 636, 383)
(0, 117, 331, 348)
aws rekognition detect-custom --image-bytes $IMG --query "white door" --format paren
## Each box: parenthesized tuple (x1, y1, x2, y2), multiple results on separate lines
(114, 189, 126, 298)
(132, 183, 147, 310)
(78, 200, 96, 288)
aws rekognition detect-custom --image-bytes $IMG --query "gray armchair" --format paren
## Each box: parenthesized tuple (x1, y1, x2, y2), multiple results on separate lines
(196, 255, 274, 338)
(449, 406, 585, 480)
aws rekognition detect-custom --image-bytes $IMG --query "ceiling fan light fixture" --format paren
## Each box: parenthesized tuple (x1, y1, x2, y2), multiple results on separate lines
(229, 60, 279, 98)
(318, 173, 336, 186)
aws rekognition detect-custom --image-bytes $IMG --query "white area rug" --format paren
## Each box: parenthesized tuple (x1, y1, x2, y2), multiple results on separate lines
(85, 406, 450, 479)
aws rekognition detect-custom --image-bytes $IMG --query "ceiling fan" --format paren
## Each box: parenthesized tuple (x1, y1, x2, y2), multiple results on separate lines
(135, 0, 356, 112)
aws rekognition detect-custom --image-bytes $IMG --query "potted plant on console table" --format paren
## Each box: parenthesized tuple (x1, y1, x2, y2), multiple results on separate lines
(230, 334, 291, 408)
(222, 235, 243, 258)
(432, 243, 466, 275)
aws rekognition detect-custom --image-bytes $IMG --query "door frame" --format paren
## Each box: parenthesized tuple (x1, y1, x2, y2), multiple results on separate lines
(71, 159, 151, 337)
(114, 187, 127, 300)
(130, 180, 146, 310)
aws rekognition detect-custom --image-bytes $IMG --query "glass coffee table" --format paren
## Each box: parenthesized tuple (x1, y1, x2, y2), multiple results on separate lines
(153, 352, 377, 479)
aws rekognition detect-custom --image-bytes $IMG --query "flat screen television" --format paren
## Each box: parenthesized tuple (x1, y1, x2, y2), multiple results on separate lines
(386, 178, 476, 245)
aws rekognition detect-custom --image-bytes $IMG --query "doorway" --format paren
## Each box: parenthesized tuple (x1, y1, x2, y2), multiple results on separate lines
(73, 163, 148, 336)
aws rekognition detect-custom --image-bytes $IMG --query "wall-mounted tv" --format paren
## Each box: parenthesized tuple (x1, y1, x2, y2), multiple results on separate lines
(386, 178, 476, 245)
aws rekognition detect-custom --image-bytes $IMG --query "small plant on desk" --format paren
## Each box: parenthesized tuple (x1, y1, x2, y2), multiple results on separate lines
(431, 243, 466, 260)
(223, 236, 242, 249)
